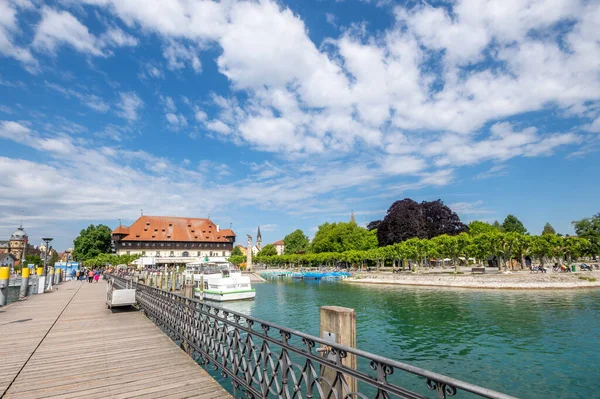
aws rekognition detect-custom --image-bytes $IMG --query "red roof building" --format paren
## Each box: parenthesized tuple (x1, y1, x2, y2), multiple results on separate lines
(112, 216, 236, 260)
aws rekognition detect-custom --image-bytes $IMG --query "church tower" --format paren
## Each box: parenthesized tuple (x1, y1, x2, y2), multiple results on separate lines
(350, 210, 356, 225)
(256, 226, 262, 251)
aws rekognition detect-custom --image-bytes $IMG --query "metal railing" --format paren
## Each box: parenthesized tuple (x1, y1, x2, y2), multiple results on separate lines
(109, 274, 517, 399)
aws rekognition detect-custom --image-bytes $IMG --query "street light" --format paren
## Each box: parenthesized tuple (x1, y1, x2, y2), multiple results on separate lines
(42, 237, 53, 290)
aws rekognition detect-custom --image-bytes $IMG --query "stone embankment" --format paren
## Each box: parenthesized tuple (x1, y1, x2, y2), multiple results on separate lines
(344, 271, 600, 289)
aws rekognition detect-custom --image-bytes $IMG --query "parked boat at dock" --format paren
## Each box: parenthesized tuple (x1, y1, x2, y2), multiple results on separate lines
(185, 261, 256, 302)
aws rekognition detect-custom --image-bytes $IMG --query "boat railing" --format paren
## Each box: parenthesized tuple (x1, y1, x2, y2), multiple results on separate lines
(108, 273, 516, 399)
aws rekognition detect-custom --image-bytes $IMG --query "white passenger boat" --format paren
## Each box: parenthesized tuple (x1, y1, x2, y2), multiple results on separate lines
(186, 262, 256, 302)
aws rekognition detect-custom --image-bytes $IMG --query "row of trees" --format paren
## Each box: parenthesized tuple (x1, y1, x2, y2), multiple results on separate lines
(232, 232, 592, 272)
(84, 253, 140, 268)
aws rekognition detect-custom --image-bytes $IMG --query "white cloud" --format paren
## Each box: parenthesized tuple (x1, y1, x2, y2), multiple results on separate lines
(45, 81, 110, 112)
(380, 156, 426, 176)
(0, 0, 37, 70)
(33, 7, 137, 57)
(0, 105, 13, 114)
(475, 164, 507, 180)
(206, 120, 231, 135)
(160, 96, 187, 130)
(449, 201, 494, 216)
(163, 41, 202, 73)
(100, 27, 138, 47)
(325, 13, 336, 27)
(116, 92, 143, 121)
(34, 8, 104, 56)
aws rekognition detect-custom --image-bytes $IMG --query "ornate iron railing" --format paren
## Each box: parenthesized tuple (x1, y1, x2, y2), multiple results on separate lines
(109, 275, 517, 399)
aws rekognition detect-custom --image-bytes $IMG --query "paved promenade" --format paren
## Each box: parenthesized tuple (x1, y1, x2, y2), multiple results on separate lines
(0, 280, 231, 398)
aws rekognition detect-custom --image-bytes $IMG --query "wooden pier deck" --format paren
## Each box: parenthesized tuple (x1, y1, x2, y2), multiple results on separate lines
(0, 280, 231, 398)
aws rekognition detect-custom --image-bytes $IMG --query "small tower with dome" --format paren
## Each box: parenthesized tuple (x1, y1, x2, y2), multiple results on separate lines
(9, 225, 28, 262)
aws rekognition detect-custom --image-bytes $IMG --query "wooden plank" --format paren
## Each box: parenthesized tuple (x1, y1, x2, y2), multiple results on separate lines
(1, 280, 231, 399)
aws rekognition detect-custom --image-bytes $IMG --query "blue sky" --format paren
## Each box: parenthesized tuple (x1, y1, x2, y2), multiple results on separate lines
(1, 0, 599, 251)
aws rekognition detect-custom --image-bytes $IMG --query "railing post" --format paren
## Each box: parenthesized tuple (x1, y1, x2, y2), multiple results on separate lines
(0, 267, 9, 306)
(319, 306, 357, 396)
(20, 267, 30, 299)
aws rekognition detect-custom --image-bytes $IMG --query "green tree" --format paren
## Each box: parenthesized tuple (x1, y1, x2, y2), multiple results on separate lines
(502, 215, 527, 234)
(468, 221, 498, 236)
(258, 244, 277, 257)
(572, 213, 600, 256)
(231, 246, 243, 256)
(542, 222, 556, 235)
(73, 224, 112, 261)
(283, 229, 310, 254)
(492, 220, 503, 232)
(228, 255, 246, 266)
(311, 222, 377, 253)
(23, 255, 43, 267)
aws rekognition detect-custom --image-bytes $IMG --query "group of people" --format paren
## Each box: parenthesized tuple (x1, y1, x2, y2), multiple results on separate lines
(71, 268, 103, 282)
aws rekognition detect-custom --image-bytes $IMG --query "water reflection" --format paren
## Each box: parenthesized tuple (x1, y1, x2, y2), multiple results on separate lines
(221, 279, 600, 399)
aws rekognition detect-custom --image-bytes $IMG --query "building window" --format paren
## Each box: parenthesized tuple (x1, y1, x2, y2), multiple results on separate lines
(141, 251, 146, 256)
(182, 251, 189, 257)
(156, 251, 160, 257)
(170, 251, 174, 257)
(126, 251, 130, 255)
(197, 251, 201, 256)
(222, 251, 225, 256)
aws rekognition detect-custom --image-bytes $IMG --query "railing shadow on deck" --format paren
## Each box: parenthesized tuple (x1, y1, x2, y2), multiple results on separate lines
(108, 274, 518, 399)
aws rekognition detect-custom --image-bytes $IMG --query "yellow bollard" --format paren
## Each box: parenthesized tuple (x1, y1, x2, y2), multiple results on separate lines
(36, 267, 43, 276)
(0, 267, 10, 306)
(20, 267, 30, 298)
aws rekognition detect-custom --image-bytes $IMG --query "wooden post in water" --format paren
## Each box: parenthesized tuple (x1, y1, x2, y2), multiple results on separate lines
(183, 282, 194, 298)
(199, 275, 204, 301)
(171, 271, 176, 292)
(319, 306, 357, 397)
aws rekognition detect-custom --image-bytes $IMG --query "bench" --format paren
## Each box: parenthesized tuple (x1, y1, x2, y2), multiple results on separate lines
(471, 267, 486, 274)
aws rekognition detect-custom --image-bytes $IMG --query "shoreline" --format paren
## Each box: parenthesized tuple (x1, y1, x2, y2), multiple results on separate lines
(343, 272, 600, 290)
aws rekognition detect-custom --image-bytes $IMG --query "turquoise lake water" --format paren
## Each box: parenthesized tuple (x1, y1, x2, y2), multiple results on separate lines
(218, 279, 600, 399)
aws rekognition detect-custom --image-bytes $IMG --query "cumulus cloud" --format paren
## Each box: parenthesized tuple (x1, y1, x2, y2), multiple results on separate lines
(75, 0, 593, 162)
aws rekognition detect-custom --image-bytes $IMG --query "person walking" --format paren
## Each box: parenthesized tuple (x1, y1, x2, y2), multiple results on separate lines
(94, 270, 100, 283)
(88, 269, 94, 283)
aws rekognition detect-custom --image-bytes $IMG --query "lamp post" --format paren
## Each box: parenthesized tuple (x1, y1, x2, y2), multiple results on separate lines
(42, 237, 53, 291)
